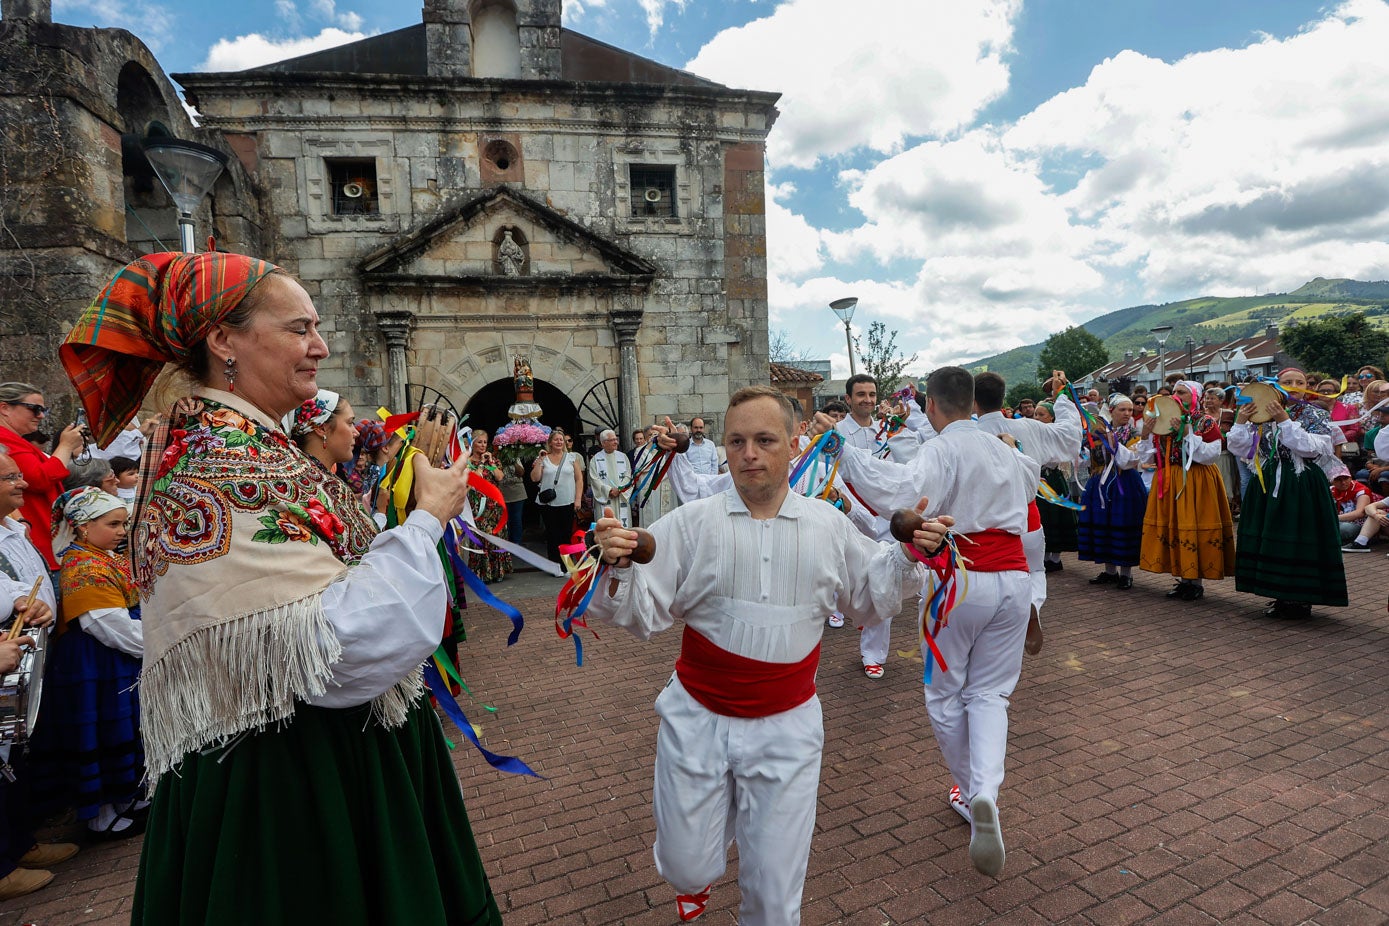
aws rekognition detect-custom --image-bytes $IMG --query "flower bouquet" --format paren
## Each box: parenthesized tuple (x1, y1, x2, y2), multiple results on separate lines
(492, 420, 552, 467)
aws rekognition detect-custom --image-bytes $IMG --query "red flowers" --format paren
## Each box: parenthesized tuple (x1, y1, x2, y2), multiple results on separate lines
(304, 498, 345, 539)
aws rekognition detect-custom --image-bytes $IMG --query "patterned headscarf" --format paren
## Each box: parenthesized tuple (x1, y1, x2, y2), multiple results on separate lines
(51, 486, 127, 552)
(354, 418, 387, 455)
(1107, 393, 1133, 408)
(289, 390, 341, 438)
(1174, 380, 1204, 415)
(59, 252, 278, 448)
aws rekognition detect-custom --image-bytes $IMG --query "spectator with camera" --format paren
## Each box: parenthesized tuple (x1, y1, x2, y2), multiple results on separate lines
(0, 383, 85, 570)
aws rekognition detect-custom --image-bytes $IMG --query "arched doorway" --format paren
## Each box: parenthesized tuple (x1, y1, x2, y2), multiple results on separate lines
(462, 376, 579, 444)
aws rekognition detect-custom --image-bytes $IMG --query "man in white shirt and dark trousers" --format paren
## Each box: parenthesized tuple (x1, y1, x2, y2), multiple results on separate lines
(589, 386, 948, 924)
(815, 366, 1038, 878)
(684, 417, 722, 475)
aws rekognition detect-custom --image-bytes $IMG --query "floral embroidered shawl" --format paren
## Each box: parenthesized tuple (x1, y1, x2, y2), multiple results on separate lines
(58, 541, 137, 633)
(133, 388, 421, 779)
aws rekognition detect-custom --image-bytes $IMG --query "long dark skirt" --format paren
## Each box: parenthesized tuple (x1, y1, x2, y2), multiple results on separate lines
(132, 696, 502, 926)
(1077, 468, 1147, 566)
(1038, 467, 1079, 553)
(1235, 458, 1347, 606)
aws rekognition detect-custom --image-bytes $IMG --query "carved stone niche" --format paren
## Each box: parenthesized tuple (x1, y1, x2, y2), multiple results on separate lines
(479, 134, 524, 185)
(493, 224, 529, 276)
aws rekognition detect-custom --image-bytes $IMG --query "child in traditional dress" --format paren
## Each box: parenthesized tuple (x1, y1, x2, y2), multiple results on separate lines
(31, 487, 145, 838)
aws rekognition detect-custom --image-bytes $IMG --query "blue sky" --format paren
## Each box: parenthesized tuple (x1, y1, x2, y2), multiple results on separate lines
(47, 0, 1389, 376)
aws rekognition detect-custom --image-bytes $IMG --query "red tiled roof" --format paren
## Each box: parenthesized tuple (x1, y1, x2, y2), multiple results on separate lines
(769, 361, 824, 384)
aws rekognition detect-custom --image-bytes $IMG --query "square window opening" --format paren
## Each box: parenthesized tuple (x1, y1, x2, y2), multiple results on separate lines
(327, 158, 380, 216)
(629, 165, 677, 218)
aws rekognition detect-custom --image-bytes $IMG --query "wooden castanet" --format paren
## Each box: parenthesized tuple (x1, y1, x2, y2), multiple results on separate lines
(671, 432, 691, 454)
(889, 508, 925, 545)
(630, 528, 657, 564)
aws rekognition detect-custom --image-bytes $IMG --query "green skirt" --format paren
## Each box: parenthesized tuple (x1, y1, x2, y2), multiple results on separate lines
(1235, 458, 1348, 606)
(1038, 467, 1079, 552)
(132, 696, 503, 926)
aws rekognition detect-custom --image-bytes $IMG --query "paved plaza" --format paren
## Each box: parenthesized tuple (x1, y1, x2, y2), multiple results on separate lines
(3, 551, 1386, 925)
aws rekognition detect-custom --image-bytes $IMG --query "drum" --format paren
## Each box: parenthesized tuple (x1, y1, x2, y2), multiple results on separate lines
(0, 625, 48, 747)
(1238, 381, 1283, 424)
(1145, 395, 1184, 435)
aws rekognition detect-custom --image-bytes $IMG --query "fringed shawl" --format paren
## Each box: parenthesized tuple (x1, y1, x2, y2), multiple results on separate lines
(133, 388, 422, 780)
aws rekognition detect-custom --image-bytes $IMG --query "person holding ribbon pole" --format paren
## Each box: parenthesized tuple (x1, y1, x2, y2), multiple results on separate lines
(588, 385, 943, 925)
(810, 366, 1039, 878)
(59, 252, 502, 925)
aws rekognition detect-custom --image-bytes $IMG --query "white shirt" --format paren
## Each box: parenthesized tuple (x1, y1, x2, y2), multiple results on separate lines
(975, 394, 1082, 468)
(91, 423, 145, 462)
(588, 490, 922, 664)
(837, 414, 921, 462)
(536, 452, 581, 507)
(834, 419, 1040, 536)
(665, 451, 879, 538)
(0, 515, 56, 621)
(1377, 427, 1389, 464)
(684, 437, 721, 475)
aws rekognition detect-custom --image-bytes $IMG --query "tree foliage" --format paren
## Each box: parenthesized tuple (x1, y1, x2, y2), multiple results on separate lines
(1005, 382, 1045, 409)
(1279, 312, 1389, 377)
(768, 327, 814, 364)
(854, 320, 918, 396)
(1036, 326, 1109, 382)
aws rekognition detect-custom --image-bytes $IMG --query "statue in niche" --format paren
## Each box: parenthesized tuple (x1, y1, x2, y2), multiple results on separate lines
(496, 227, 526, 276)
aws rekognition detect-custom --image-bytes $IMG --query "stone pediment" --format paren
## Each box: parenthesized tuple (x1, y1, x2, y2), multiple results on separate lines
(358, 186, 656, 291)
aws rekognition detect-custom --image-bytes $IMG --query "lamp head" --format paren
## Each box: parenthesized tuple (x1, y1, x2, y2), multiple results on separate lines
(830, 297, 858, 323)
(142, 137, 229, 216)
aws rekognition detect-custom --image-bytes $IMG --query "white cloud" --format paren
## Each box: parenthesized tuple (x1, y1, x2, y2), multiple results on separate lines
(563, 0, 608, 25)
(199, 27, 368, 72)
(638, 0, 685, 34)
(55, 0, 176, 51)
(310, 0, 363, 31)
(687, 0, 1020, 168)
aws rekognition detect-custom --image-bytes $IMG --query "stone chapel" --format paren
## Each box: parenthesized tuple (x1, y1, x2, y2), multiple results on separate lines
(0, 0, 779, 446)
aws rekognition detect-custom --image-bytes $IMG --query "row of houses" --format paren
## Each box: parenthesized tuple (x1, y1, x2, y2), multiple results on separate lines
(1080, 325, 1296, 394)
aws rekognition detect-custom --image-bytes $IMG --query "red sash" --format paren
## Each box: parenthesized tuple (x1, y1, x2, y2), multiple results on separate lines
(962, 529, 1027, 573)
(1026, 500, 1040, 533)
(674, 626, 819, 718)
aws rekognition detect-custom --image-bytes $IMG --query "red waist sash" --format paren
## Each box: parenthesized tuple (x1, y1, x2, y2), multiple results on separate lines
(1026, 500, 1040, 533)
(674, 626, 819, 718)
(962, 529, 1028, 573)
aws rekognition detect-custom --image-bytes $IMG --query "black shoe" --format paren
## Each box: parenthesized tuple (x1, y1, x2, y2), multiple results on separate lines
(1089, 572, 1116, 585)
(1265, 600, 1312, 619)
(1180, 584, 1204, 601)
(1166, 581, 1188, 599)
(1115, 575, 1133, 590)
(1044, 560, 1062, 573)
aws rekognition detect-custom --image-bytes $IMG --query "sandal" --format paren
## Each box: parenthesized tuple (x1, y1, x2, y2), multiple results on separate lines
(676, 884, 712, 921)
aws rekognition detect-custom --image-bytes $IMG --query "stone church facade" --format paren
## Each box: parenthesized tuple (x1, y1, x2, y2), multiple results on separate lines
(0, 0, 778, 445)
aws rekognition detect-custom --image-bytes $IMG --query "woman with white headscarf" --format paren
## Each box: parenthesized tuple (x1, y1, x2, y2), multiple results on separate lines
(1076, 394, 1147, 589)
(289, 389, 358, 479)
(1135, 380, 1235, 601)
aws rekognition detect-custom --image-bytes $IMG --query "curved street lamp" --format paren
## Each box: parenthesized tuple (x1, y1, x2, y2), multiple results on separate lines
(830, 297, 858, 377)
(1151, 325, 1173, 388)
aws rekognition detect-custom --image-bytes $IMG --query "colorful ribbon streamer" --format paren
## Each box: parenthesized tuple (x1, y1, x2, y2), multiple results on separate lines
(422, 661, 543, 778)
(553, 534, 606, 666)
(905, 534, 969, 685)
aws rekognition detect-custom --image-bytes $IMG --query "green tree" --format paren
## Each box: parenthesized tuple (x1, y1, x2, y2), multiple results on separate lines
(1036, 326, 1109, 382)
(854, 320, 918, 395)
(1005, 382, 1045, 409)
(1279, 312, 1389, 377)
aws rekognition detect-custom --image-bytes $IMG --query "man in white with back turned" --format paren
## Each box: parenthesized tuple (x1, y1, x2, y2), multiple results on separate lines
(588, 385, 949, 925)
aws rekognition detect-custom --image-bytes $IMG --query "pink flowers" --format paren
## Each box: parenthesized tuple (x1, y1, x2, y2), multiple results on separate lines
(492, 422, 552, 446)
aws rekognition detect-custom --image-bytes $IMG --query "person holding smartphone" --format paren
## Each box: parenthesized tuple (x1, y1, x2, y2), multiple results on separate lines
(530, 428, 583, 563)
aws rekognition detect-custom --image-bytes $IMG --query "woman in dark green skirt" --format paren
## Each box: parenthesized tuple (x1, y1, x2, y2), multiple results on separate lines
(1033, 401, 1079, 571)
(60, 252, 503, 926)
(1226, 368, 1347, 619)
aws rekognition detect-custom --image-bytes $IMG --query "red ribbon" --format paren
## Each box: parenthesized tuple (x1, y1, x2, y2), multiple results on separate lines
(466, 469, 507, 533)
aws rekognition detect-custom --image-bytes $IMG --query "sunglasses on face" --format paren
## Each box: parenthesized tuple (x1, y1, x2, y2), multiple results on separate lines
(1358, 373, 1375, 380)
(7, 401, 47, 416)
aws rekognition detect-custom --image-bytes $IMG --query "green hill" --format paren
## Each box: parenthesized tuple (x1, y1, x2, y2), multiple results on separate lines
(964, 279, 1389, 384)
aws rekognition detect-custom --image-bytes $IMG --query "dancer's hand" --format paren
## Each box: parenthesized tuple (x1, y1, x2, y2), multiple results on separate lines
(0, 638, 34, 674)
(1235, 403, 1255, 424)
(13, 595, 52, 629)
(594, 506, 638, 566)
(1267, 400, 1289, 423)
(412, 455, 471, 527)
(809, 412, 835, 437)
(652, 417, 678, 451)
(906, 496, 954, 557)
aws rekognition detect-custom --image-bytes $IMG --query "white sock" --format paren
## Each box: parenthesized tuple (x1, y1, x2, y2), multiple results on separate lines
(1105, 564, 1118, 575)
(1119, 566, 1132, 578)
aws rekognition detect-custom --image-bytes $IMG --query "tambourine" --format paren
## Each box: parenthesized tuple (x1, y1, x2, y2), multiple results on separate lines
(1237, 381, 1282, 424)
(1145, 395, 1184, 435)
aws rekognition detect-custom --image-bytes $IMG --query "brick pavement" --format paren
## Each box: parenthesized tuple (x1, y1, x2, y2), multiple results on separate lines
(3, 552, 1387, 926)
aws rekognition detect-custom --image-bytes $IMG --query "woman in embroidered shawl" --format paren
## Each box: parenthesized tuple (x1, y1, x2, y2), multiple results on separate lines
(59, 252, 502, 926)
(1227, 368, 1348, 619)
(28, 487, 146, 838)
(1076, 394, 1147, 590)
(1135, 381, 1235, 601)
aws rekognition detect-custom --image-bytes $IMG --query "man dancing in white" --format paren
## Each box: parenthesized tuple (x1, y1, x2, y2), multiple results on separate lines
(589, 386, 949, 924)
(812, 366, 1038, 877)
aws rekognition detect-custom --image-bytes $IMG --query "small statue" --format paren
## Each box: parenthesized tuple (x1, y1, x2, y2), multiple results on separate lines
(496, 228, 526, 276)
(513, 356, 535, 402)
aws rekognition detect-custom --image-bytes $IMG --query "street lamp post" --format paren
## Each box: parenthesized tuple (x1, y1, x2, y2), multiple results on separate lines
(830, 297, 858, 378)
(142, 137, 230, 253)
(1151, 325, 1173, 390)
(1219, 347, 1237, 384)
(1185, 336, 1196, 378)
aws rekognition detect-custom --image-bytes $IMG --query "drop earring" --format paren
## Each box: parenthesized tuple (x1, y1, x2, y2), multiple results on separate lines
(224, 356, 238, 393)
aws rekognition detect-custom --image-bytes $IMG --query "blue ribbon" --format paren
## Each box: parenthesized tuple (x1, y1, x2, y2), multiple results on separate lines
(444, 527, 524, 647)
(422, 660, 544, 778)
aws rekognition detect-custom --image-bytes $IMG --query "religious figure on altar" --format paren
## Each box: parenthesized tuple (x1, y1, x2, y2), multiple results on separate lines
(496, 228, 526, 277)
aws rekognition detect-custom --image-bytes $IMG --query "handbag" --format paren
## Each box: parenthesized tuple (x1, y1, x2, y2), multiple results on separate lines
(537, 452, 565, 504)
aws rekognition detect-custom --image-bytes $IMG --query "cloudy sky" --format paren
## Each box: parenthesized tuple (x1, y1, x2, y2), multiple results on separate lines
(49, 0, 1389, 376)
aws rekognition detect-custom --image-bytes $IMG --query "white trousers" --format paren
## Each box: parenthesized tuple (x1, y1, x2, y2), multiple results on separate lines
(921, 569, 1030, 805)
(1023, 527, 1047, 614)
(652, 675, 823, 926)
(860, 616, 892, 665)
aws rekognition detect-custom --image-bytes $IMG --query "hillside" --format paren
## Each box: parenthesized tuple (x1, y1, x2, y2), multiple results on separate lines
(965, 279, 1389, 384)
